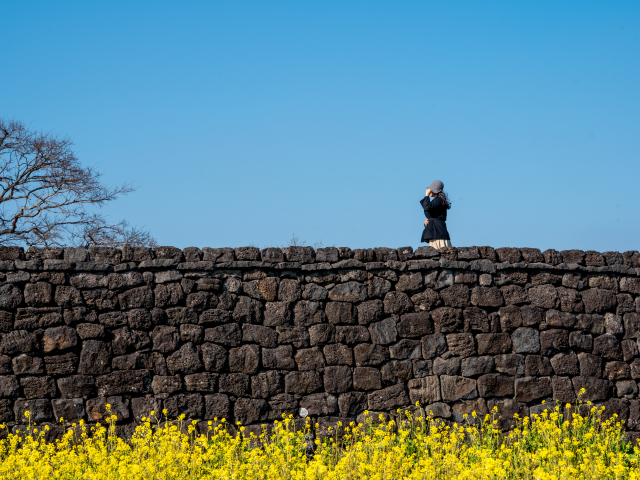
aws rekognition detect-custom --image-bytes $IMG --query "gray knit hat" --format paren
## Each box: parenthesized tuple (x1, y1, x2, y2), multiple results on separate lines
(429, 180, 444, 194)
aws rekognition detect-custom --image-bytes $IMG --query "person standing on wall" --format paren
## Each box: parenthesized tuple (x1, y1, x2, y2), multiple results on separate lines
(420, 180, 452, 249)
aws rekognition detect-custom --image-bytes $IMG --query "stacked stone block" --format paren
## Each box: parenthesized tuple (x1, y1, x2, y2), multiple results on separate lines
(0, 244, 639, 440)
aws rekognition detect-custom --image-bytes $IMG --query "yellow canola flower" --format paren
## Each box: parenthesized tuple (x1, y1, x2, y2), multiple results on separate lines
(0, 400, 638, 479)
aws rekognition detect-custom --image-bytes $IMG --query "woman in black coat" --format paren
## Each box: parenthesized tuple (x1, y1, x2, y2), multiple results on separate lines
(420, 180, 452, 249)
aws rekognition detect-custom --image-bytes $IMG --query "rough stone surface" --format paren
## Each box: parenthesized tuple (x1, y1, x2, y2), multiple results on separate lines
(478, 374, 514, 398)
(421, 333, 447, 359)
(0, 244, 637, 434)
(446, 333, 476, 358)
(540, 329, 569, 355)
(494, 354, 524, 376)
(550, 353, 579, 376)
(582, 288, 617, 314)
(431, 307, 464, 333)
(353, 367, 382, 391)
(369, 319, 398, 345)
(515, 377, 553, 402)
(526, 356, 553, 376)
(477, 333, 511, 355)
(440, 375, 477, 402)
(408, 376, 441, 404)
(329, 282, 367, 303)
(461, 356, 495, 377)
(368, 383, 409, 410)
(397, 312, 432, 337)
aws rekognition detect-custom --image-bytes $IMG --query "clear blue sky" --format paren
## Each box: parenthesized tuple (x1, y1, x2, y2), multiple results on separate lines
(2, 1, 639, 252)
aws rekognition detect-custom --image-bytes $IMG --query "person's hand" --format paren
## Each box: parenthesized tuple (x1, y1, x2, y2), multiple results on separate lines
(424, 219, 429, 227)
(426, 188, 432, 197)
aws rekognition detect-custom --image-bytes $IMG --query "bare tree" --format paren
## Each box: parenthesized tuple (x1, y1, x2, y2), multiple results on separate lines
(0, 118, 156, 247)
(71, 220, 157, 248)
(280, 233, 323, 249)
(286, 233, 304, 247)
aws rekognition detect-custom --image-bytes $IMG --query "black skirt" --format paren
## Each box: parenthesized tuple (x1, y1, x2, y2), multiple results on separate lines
(421, 218, 450, 243)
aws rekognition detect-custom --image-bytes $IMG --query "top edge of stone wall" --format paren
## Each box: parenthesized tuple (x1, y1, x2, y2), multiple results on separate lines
(0, 245, 637, 276)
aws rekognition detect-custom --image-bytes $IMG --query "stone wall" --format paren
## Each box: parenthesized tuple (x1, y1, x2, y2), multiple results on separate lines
(0, 244, 639, 440)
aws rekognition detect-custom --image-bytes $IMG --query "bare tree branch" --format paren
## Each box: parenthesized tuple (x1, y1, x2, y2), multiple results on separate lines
(69, 219, 158, 248)
(0, 118, 156, 247)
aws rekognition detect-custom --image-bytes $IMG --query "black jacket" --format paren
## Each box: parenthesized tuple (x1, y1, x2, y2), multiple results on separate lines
(420, 196, 450, 242)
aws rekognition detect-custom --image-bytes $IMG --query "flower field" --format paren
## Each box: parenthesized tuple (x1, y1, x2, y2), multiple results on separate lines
(0, 400, 638, 480)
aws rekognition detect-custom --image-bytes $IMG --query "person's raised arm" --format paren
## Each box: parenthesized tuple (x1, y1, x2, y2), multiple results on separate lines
(420, 196, 431, 213)
(421, 195, 442, 214)
(420, 187, 432, 213)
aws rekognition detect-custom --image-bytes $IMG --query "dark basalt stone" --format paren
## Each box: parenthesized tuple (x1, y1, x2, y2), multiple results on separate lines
(0, 244, 637, 435)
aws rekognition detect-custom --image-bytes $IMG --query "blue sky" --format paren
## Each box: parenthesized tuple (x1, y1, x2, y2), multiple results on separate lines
(2, 1, 639, 252)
